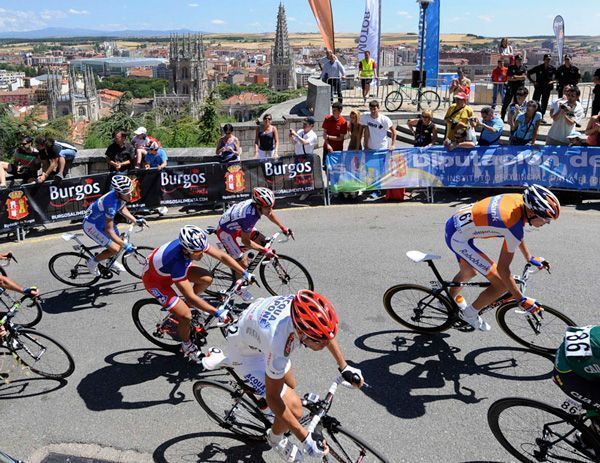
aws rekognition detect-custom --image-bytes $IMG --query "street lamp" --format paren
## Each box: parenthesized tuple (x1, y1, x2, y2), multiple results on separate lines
(416, 0, 433, 111)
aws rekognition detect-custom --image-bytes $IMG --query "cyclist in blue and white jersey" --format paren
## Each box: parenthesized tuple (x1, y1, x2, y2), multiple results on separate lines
(83, 175, 145, 276)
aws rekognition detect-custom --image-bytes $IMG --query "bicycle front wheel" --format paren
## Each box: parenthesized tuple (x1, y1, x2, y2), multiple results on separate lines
(488, 397, 600, 463)
(5, 296, 43, 328)
(203, 255, 236, 297)
(322, 422, 390, 463)
(383, 284, 454, 333)
(419, 90, 441, 111)
(122, 246, 153, 279)
(132, 298, 181, 352)
(192, 379, 269, 440)
(11, 329, 75, 379)
(49, 251, 100, 287)
(496, 302, 575, 355)
(259, 255, 314, 296)
(384, 91, 403, 112)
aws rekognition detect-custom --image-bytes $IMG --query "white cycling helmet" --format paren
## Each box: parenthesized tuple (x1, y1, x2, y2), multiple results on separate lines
(179, 225, 210, 252)
(523, 184, 560, 220)
(252, 187, 275, 207)
(111, 175, 133, 194)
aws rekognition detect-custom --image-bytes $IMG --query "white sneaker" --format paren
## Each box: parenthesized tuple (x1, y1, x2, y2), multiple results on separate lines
(459, 307, 491, 331)
(181, 342, 203, 364)
(157, 206, 168, 216)
(86, 257, 100, 276)
(110, 260, 126, 274)
(235, 287, 254, 302)
(266, 429, 304, 463)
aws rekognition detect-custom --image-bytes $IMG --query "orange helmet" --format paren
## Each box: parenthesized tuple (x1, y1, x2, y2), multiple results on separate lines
(291, 290, 339, 341)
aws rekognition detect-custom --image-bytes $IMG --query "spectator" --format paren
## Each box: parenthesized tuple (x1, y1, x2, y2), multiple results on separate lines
(322, 102, 348, 166)
(444, 127, 476, 151)
(317, 48, 332, 72)
(443, 92, 474, 144)
(358, 50, 376, 105)
(507, 87, 529, 134)
(407, 110, 438, 147)
(0, 136, 40, 188)
(491, 59, 507, 110)
(35, 136, 77, 183)
(321, 53, 345, 104)
(555, 55, 581, 99)
(450, 67, 472, 97)
(347, 109, 363, 151)
(592, 68, 600, 118)
(499, 37, 514, 65)
(105, 130, 135, 172)
(501, 54, 527, 120)
(546, 85, 584, 146)
(584, 115, 599, 146)
(254, 113, 279, 159)
(216, 123, 241, 163)
(475, 107, 504, 146)
(527, 54, 556, 121)
(144, 142, 168, 170)
(290, 117, 318, 155)
(131, 127, 161, 169)
(510, 100, 542, 145)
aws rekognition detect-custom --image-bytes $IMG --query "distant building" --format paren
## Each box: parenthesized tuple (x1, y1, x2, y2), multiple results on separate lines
(0, 70, 25, 90)
(269, 3, 297, 91)
(0, 88, 35, 106)
(47, 67, 100, 122)
(70, 57, 167, 77)
(153, 63, 171, 80)
(222, 92, 268, 122)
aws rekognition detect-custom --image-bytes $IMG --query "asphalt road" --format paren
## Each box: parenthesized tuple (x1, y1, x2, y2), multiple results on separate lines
(1, 200, 599, 463)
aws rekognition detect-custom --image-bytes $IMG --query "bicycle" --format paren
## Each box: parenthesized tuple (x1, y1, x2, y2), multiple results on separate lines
(0, 255, 42, 327)
(384, 80, 441, 112)
(193, 366, 390, 462)
(203, 227, 314, 297)
(48, 223, 153, 287)
(383, 250, 576, 355)
(488, 397, 600, 462)
(132, 280, 248, 354)
(0, 292, 75, 379)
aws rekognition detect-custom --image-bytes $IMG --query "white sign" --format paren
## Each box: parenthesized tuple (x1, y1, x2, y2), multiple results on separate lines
(357, 0, 379, 62)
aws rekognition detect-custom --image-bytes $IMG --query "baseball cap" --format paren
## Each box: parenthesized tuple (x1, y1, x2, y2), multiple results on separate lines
(543, 54, 551, 60)
(514, 54, 523, 60)
(304, 116, 315, 125)
(134, 127, 147, 135)
(147, 141, 160, 150)
(454, 92, 467, 100)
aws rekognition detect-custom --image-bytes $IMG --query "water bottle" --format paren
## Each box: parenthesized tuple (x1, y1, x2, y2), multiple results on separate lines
(455, 295, 468, 310)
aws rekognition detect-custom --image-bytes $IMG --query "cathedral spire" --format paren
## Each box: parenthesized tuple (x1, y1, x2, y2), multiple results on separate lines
(269, 1, 297, 91)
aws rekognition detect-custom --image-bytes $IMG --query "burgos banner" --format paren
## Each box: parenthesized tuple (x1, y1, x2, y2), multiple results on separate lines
(326, 146, 600, 193)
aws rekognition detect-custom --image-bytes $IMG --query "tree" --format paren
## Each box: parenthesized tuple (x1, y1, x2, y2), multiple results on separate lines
(198, 92, 221, 146)
(84, 93, 140, 148)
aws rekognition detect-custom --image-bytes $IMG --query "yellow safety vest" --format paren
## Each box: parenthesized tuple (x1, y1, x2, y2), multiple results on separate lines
(360, 58, 375, 79)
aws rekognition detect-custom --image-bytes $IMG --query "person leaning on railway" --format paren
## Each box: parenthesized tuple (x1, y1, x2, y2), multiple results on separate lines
(443, 92, 473, 144)
(546, 85, 585, 146)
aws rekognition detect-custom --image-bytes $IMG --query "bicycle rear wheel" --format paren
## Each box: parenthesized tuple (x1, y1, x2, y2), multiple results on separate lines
(383, 284, 455, 333)
(384, 91, 403, 112)
(259, 255, 314, 296)
(496, 302, 575, 355)
(203, 255, 236, 297)
(132, 298, 181, 352)
(322, 422, 390, 463)
(488, 397, 600, 463)
(122, 246, 153, 279)
(192, 379, 269, 440)
(419, 90, 441, 112)
(3, 296, 43, 328)
(49, 251, 100, 287)
(10, 329, 75, 379)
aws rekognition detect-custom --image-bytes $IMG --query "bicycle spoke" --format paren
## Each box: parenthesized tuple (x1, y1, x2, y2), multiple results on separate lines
(10, 330, 74, 378)
(384, 285, 452, 332)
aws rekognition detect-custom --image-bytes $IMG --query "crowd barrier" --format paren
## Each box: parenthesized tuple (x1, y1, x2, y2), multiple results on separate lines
(325, 145, 600, 202)
(1, 155, 324, 234)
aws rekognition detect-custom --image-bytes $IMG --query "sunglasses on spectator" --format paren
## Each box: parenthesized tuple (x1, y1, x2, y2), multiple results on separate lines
(264, 117, 272, 121)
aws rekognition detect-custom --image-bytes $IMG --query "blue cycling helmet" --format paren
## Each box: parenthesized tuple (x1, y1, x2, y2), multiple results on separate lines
(179, 225, 210, 252)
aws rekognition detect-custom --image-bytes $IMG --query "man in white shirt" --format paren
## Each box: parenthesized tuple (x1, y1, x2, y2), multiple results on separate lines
(546, 85, 585, 146)
(289, 117, 318, 155)
(360, 100, 396, 151)
(321, 54, 346, 104)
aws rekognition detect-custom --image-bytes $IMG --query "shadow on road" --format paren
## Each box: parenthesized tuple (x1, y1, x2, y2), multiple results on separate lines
(77, 348, 202, 411)
(353, 330, 554, 419)
(41, 281, 143, 314)
(153, 431, 269, 463)
(0, 373, 67, 400)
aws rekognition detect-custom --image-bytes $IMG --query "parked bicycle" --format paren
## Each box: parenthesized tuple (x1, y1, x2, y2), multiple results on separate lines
(384, 80, 441, 112)
(383, 250, 575, 355)
(193, 366, 390, 462)
(488, 397, 600, 462)
(203, 226, 314, 297)
(0, 292, 75, 379)
(48, 223, 152, 287)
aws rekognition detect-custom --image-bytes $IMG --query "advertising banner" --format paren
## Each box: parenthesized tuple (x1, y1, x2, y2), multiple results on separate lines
(418, 0, 440, 87)
(308, 0, 335, 51)
(553, 15, 565, 66)
(357, 0, 379, 61)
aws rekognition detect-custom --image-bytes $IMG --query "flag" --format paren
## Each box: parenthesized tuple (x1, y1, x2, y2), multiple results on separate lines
(416, 1, 440, 87)
(357, 0, 380, 62)
(308, 0, 335, 51)
(553, 15, 565, 66)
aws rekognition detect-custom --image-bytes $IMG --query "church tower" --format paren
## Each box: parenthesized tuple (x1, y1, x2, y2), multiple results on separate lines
(269, 2, 297, 91)
(46, 67, 99, 122)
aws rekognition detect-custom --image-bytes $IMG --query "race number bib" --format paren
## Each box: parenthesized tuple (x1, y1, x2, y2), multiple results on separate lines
(564, 326, 593, 357)
(453, 206, 474, 230)
(559, 397, 583, 415)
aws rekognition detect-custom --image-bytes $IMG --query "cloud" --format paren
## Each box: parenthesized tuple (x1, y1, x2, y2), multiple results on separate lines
(397, 11, 412, 18)
(211, 19, 225, 25)
(477, 15, 493, 23)
(40, 10, 68, 20)
(287, 16, 297, 22)
(68, 9, 90, 15)
(0, 8, 67, 31)
(188, 3, 199, 6)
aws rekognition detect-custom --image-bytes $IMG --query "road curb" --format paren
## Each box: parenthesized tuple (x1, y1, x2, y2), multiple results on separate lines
(28, 443, 153, 463)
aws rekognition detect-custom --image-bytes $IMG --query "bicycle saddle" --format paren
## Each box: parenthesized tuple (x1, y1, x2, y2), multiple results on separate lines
(205, 226, 217, 235)
(406, 250, 441, 263)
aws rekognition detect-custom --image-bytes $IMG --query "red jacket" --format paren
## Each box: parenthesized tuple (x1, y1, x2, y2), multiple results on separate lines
(492, 67, 508, 83)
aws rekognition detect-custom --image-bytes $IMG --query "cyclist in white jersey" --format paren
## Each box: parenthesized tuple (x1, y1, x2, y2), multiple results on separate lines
(203, 290, 364, 462)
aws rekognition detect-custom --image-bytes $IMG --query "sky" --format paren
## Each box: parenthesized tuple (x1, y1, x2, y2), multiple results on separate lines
(0, 0, 598, 36)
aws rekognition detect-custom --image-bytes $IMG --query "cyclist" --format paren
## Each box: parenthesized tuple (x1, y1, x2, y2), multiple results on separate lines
(445, 184, 560, 331)
(83, 175, 144, 276)
(142, 225, 254, 363)
(554, 326, 600, 449)
(203, 289, 364, 462)
(217, 187, 292, 298)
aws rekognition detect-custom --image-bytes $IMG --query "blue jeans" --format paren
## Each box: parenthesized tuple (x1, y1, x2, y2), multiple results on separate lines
(59, 148, 77, 160)
(492, 84, 505, 107)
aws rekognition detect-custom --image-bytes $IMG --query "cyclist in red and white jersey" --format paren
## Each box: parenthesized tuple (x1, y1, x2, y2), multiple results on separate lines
(203, 289, 364, 462)
(445, 184, 560, 331)
(142, 225, 252, 363)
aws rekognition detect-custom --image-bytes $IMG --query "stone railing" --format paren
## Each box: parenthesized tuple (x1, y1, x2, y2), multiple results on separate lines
(306, 76, 331, 122)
